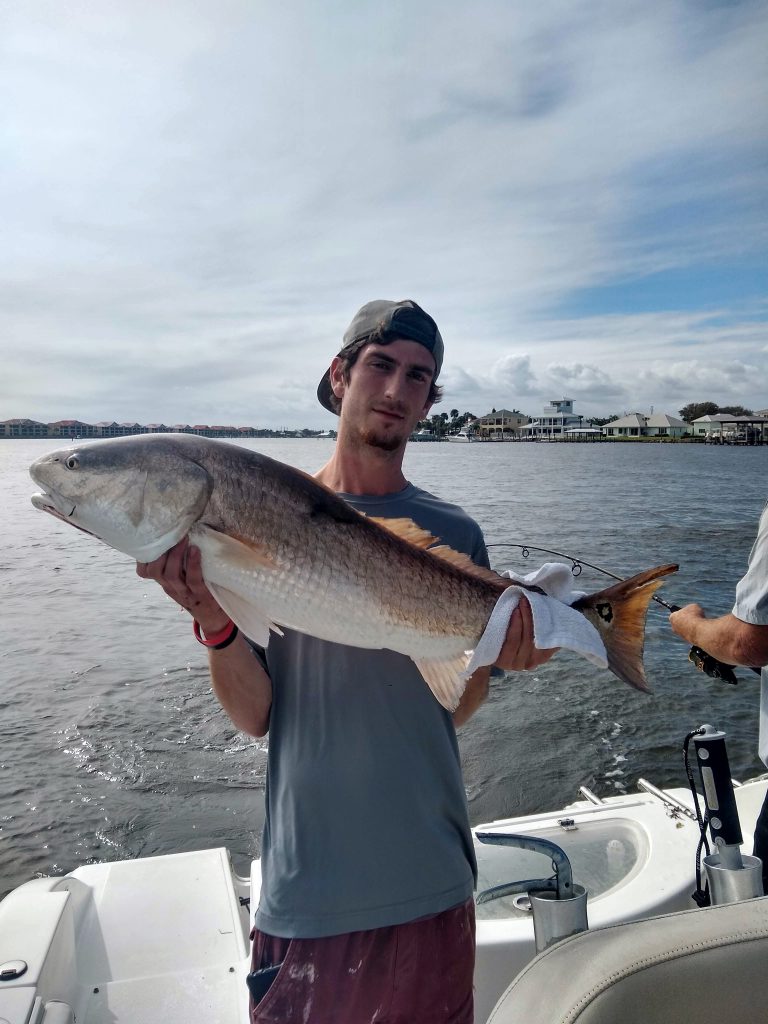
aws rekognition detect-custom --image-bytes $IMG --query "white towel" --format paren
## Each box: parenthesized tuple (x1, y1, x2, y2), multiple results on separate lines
(463, 562, 608, 678)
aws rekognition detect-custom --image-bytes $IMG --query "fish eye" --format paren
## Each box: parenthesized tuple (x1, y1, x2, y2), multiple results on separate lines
(65, 455, 79, 470)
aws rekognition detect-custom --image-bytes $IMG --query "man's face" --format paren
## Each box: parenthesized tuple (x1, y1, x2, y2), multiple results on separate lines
(330, 338, 435, 453)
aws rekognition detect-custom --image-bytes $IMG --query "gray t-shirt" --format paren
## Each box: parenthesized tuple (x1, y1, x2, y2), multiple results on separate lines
(732, 501, 768, 766)
(252, 482, 489, 938)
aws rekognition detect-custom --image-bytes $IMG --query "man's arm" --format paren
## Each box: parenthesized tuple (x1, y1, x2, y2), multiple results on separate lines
(136, 538, 273, 737)
(453, 667, 490, 727)
(669, 604, 768, 668)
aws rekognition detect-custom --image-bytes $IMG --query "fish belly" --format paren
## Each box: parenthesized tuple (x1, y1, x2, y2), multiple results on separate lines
(194, 525, 479, 659)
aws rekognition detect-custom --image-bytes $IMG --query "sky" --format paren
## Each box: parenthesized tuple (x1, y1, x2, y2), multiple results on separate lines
(2, 0, 767, 429)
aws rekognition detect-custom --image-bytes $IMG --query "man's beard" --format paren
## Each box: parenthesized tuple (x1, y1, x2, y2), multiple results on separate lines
(359, 425, 405, 453)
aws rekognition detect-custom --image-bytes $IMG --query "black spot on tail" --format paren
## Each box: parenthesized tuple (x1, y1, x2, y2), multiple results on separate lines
(596, 602, 613, 623)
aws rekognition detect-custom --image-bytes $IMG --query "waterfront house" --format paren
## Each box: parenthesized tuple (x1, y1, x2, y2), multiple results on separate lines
(603, 413, 687, 438)
(475, 409, 529, 438)
(520, 399, 596, 439)
(692, 414, 768, 442)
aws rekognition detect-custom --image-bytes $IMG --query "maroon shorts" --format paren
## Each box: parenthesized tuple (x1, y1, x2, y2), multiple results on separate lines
(249, 899, 476, 1024)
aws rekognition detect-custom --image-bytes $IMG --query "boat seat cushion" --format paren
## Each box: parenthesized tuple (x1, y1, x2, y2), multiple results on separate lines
(488, 895, 768, 1024)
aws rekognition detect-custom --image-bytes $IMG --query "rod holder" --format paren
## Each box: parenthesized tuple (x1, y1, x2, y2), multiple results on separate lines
(704, 853, 764, 905)
(475, 831, 589, 951)
(530, 884, 589, 952)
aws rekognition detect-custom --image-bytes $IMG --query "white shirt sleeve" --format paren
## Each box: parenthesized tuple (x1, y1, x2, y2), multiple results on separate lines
(732, 503, 768, 767)
(733, 503, 768, 626)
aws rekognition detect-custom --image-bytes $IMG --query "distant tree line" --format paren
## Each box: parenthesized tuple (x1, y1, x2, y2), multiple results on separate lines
(678, 401, 754, 422)
(417, 410, 479, 436)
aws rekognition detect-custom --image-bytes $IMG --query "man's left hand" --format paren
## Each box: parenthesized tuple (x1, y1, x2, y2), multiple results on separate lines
(495, 595, 558, 671)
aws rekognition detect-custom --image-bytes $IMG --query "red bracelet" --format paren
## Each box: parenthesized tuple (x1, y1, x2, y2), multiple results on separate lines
(193, 618, 238, 649)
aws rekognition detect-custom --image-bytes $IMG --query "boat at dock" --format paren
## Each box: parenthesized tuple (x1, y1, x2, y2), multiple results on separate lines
(446, 429, 475, 442)
(2, 725, 765, 1024)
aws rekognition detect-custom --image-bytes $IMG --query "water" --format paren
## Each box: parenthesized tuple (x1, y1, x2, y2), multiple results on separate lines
(2, 438, 767, 898)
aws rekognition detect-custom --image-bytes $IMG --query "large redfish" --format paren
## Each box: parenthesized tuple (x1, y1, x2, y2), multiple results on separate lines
(29, 434, 676, 709)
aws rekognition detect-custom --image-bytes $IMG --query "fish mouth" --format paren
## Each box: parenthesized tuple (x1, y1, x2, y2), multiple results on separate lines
(32, 492, 75, 519)
(31, 492, 95, 537)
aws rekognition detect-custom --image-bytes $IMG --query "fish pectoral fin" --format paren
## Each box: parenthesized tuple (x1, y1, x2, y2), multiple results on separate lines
(205, 580, 284, 647)
(191, 525, 283, 644)
(412, 654, 471, 712)
(191, 523, 281, 571)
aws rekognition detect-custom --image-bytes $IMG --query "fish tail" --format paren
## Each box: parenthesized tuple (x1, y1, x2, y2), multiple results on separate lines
(572, 563, 678, 692)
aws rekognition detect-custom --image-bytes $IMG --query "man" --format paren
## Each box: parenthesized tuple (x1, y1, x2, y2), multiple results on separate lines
(138, 299, 555, 1023)
(670, 501, 768, 892)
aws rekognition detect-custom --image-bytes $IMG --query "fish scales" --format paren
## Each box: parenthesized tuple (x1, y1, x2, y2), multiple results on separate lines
(200, 451, 497, 652)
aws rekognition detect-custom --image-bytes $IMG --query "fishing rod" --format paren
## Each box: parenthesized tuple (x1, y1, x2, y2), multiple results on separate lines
(486, 542, 760, 685)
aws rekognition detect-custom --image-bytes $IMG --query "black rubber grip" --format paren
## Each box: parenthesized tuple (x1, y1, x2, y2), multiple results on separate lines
(693, 730, 743, 847)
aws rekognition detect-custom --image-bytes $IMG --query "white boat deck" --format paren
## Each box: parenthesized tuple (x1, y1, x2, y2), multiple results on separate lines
(0, 848, 252, 1024)
(1, 779, 765, 1024)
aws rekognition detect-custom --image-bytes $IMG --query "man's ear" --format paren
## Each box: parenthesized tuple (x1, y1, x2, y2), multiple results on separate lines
(421, 401, 433, 419)
(329, 356, 346, 401)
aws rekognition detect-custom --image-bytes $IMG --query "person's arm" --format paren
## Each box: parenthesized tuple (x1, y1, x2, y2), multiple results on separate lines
(453, 667, 490, 727)
(669, 604, 768, 668)
(136, 538, 273, 737)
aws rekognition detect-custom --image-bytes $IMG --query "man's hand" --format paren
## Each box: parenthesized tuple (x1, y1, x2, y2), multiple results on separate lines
(669, 602, 707, 639)
(495, 595, 558, 671)
(136, 537, 229, 635)
(669, 603, 768, 668)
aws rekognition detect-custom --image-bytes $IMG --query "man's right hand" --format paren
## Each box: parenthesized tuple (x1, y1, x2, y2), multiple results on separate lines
(136, 537, 230, 636)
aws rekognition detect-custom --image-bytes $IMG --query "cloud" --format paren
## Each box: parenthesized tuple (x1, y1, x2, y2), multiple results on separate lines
(0, 1, 766, 426)
(545, 363, 625, 399)
(638, 360, 764, 404)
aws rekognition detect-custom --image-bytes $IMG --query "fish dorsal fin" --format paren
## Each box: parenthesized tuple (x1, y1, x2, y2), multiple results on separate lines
(370, 516, 506, 587)
(412, 653, 471, 712)
(368, 516, 437, 548)
(427, 544, 509, 586)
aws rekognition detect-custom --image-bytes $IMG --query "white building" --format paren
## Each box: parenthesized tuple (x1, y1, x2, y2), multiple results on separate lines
(520, 399, 596, 438)
(603, 413, 687, 438)
(691, 413, 768, 442)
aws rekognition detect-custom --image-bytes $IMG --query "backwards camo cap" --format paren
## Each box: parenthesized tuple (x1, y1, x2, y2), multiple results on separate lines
(316, 299, 444, 414)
